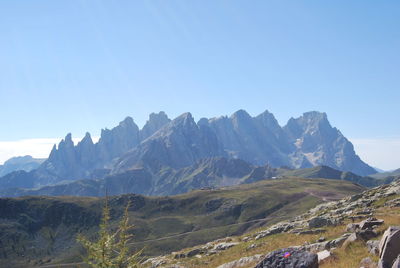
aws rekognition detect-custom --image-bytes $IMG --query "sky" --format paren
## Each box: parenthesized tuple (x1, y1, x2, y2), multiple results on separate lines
(0, 1, 399, 170)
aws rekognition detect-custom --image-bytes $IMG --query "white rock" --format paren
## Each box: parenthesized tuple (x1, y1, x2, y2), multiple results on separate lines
(317, 250, 331, 263)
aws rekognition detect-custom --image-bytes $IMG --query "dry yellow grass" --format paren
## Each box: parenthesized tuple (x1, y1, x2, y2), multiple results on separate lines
(165, 205, 400, 268)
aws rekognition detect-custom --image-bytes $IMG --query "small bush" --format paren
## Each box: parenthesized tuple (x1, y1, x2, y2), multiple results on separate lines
(77, 200, 142, 268)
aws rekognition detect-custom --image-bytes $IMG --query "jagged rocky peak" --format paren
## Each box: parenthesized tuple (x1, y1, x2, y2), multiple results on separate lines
(49, 133, 74, 158)
(170, 113, 198, 129)
(78, 132, 94, 146)
(98, 116, 139, 140)
(140, 111, 171, 140)
(284, 111, 332, 140)
(112, 112, 224, 172)
(230, 109, 252, 125)
(97, 116, 140, 154)
(62, 133, 74, 146)
(256, 110, 281, 128)
(197, 117, 210, 126)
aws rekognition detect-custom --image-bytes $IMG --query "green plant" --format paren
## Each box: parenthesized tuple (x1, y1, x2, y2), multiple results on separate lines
(77, 199, 142, 268)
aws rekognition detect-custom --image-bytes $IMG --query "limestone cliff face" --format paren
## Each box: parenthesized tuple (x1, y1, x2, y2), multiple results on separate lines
(112, 113, 224, 173)
(283, 111, 376, 176)
(198, 110, 293, 167)
(39, 117, 141, 181)
(140, 111, 171, 141)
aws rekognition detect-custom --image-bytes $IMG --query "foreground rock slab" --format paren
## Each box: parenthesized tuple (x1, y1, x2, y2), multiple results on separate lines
(378, 226, 400, 268)
(255, 247, 318, 268)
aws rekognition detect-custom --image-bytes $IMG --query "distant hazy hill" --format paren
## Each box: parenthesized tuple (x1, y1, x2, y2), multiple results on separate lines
(0, 109, 377, 194)
(1, 158, 386, 198)
(370, 168, 400, 179)
(277, 165, 394, 187)
(0, 155, 44, 177)
(0, 177, 364, 267)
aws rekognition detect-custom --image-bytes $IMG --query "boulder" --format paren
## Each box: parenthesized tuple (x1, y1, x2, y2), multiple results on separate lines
(346, 223, 360, 232)
(213, 242, 239, 251)
(309, 217, 328, 228)
(317, 250, 331, 263)
(392, 255, 400, 268)
(378, 227, 400, 268)
(186, 248, 204, 257)
(327, 233, 351, 248)
(142, 256, 169, 268)
(308, 217, 335, 228)
(358, 229, 379, 241)
(342, 233, 359, 248)
(304, 241, 329, 253)
(359, 218, 384, 230)
(255, 247, 318, 268)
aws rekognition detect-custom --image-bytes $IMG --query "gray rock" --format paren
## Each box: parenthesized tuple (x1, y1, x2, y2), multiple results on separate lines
(343, 233, 359, 247)
(392, 255, 400, 268)
(346, 223, 360, 232)
(359, 217, 384, 230)
(308, 217, 329, 228)
(216, 254, 264, 268)
(308, 216, 339, 228)
(378, 227, 400, 268)
(186, 247, 204, 257)
(142, 256, 169, 268)
(304, 241, 329, 253)
(255, 247, 318, 268)
(358, 229, 379, 241)
(213, 242, 239, 251)
(327, 233, 351, 248)
(317, 250, 331, 263)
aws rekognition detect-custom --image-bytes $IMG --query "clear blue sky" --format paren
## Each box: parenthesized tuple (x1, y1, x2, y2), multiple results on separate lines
(0, 1, 399, 168)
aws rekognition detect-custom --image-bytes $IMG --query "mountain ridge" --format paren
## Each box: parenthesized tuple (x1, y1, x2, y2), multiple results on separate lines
(0, 109, 376, 195)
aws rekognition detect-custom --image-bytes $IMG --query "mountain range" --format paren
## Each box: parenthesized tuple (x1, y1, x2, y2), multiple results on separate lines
(0, 109, 378, 197)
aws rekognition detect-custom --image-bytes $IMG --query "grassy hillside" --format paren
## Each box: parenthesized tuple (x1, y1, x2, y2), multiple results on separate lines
(154, 179, 400, 268)
(0, 177, 363, 267)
